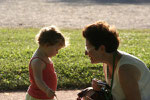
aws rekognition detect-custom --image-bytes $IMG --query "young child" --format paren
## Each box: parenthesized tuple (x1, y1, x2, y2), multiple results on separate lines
(26, 26, 66, 100)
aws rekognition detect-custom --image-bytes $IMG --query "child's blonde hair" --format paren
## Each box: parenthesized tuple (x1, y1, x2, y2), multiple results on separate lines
(36, 25, 65, 47)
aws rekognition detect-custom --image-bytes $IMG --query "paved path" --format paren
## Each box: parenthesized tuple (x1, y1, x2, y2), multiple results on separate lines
(0, 90, 81, 100)
(0, 0, 150, 29)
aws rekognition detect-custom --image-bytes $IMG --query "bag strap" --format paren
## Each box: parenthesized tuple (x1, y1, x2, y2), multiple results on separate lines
(106, 51, 117, 100)
(110, 52, 117, 92)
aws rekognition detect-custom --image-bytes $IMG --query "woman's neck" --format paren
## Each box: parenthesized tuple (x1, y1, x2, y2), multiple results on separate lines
(105, 51, 122, 69)
(103, 51, 122, 77)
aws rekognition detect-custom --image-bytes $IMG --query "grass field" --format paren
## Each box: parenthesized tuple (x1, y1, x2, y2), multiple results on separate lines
(0, 28, 150, 91)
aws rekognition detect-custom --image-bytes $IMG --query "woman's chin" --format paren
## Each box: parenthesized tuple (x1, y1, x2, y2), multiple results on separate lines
(90, 58, 101, 64)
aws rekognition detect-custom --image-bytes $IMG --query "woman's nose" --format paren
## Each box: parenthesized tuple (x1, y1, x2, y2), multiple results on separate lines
(85, 50, 88, 55)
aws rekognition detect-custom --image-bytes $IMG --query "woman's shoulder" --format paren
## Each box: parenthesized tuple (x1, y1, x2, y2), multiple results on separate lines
(118, 50, 144, 65)
(119, 50, 141, 59)
(118, 50, 148, 75)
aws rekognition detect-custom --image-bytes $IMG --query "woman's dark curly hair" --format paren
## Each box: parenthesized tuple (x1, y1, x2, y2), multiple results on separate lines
(82, 21, 120, 53)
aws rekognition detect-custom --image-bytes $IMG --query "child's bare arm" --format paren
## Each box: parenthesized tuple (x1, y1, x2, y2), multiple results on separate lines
(31, 59, 55, 97)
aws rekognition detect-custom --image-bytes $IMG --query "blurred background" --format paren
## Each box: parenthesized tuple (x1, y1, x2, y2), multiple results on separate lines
(0, 0, 150, 29)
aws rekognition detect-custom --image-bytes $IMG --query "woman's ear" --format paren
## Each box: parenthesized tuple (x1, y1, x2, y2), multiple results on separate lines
(98, 45, 105, 52)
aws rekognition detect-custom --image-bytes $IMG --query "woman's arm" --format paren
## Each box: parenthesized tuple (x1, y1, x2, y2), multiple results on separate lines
(31, 59, 55, 98)
(119, 64, 141, 100)
(92, 63, 107, 91)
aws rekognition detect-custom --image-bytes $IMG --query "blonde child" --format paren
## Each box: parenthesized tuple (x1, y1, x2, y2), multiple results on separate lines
(26, 26, 65, 100)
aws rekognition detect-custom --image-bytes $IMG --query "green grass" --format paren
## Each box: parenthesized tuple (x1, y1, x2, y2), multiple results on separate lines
(0, 28, 150, 91)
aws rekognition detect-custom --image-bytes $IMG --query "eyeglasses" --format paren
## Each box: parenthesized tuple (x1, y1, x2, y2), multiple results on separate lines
(85, 46, 94, 53)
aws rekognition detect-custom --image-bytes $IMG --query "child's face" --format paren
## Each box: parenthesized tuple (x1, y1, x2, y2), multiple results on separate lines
(45, 43, 63, 57)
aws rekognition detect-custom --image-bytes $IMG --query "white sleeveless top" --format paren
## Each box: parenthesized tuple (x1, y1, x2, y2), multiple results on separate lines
(104, 51, 150, 100)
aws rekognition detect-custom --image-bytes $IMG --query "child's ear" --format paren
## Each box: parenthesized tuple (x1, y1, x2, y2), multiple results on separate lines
(43, 43, 50, 48)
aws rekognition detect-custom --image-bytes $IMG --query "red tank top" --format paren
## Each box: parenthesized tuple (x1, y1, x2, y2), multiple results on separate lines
(27, 57, 57, 99)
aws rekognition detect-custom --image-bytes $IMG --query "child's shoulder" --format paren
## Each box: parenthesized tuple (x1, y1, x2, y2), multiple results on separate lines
(30, 57, 46, 69)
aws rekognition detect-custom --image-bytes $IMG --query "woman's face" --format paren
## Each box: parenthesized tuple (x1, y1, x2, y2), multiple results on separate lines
(85, 40, 103, 64)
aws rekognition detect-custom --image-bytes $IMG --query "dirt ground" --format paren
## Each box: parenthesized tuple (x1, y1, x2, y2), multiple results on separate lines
(0, 0, 150, 29)
(0, 90, 81, 100)
(0, 0, 150, 100)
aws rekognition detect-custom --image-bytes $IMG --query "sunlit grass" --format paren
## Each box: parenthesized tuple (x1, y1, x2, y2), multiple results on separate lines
(0, 28, 150, 91)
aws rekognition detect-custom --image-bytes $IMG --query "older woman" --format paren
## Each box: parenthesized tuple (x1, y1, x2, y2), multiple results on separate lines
(82, 21, 150, 100)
